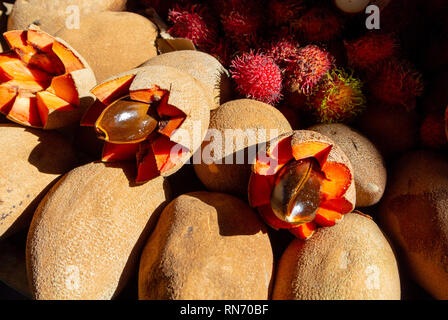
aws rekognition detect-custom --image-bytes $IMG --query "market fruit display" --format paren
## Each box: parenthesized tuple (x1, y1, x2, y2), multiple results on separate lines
(26, 162, 171, 300)
(138, 192, 274, 300)
(0, 27, 96, 129)
(0, 124, 77, 239)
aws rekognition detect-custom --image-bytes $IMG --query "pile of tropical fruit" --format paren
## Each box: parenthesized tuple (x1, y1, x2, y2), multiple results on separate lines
(0, 0, 447, 300)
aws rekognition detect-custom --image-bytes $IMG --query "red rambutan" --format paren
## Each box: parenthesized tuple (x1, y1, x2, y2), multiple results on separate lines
(268, 0, 306, 27)
(230, 51, 283, 105)
(220, 0, 263, 51)
(293, 7, 344, 43)
(367, 59, 424, 111)
(307, 69, 366, 123)
(285, 45, 335, 95)
(345, 32, 398, 71)
(420, 113, 448, 150)
(263, 37, 301, 68)
(168, 4, 218, 50)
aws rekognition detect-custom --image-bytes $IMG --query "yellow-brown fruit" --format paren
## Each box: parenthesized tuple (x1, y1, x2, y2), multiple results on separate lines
(26, 162, 171, 300)
(273, 212, 401, 300)
(0, 124, 77, 239)
(194, 99, 292, 198)
(310, 123, 386, 207)
(0, 231, 30, 297)
(379, 150, 448, 299)
(56, 11, 158, 83)
(143, 50, 233, 110)
(138, 192, 274, 300)
(8, 0, 127, 35)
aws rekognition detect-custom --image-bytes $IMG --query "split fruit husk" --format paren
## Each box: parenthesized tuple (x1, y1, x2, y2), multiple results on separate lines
(138, 192, 274, 300)
(248, 130, 356, 240)
(310, 123, 386, 207)
(56, 11, 158, 83)
(273, 212, 401, 300)
(379, 150, 448, 299)
(194, 99, 292, 198)
(143, 50, 233, 111)
(0, 231, 30, 297)
(26, 162, 171, 300)
(8, 0, 128, 35)
(0, 124, 77, 239)
(81, 65, 211, 184)
(0, 26, 96, 129)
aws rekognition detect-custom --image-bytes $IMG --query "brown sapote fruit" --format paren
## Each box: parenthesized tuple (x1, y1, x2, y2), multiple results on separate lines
(248, 130, 356, 240)
(56, 11, 158, 83)
(309, 123, 386, 207)
(26, 162, 171, 300)
(138, 192, 274, 300)
(0, 231, 30, 297)
(379, 150, 448, 299)
(81, 65, 211, 184)
(0, 26, 96, 129)
(193, 99, 292, 198)
(273, 212, 401, 300)
(8, 0, 128, 35)
(143, 50, 233, 110)
(0, 124, 77, 239)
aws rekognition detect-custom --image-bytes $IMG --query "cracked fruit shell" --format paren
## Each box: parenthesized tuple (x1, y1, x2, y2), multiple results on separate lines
(81, 65, 211, 184)
(248, 130, 356, 240)
(0, 27, 96, 129)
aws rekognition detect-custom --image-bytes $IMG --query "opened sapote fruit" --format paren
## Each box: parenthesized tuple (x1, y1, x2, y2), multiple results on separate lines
(0, 124, 77, 239)
(273, 212, 401, 300)
(248, 130, 356, 240)
(138, 192, 274, 300)
(81, 65, 211, 183)
(143, 50, 233, 110)
(26, 162, 171, 300)
(194, 99, 292, 198)
(379, 150, 448, 299)
(0, 27, 96, 129)
(310, 123, 386, 207)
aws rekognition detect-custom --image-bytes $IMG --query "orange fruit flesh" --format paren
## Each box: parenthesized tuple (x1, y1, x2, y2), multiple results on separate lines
(250, 138, 352, 239)
(0, 29, 85, 128)
(89, 77, 189, 183)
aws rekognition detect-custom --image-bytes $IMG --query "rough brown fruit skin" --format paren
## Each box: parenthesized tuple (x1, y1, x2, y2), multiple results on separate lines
(26, 162, 171, 300)
(8, 0, 127, 35)
(194, 99, 292, 198)
(143, 50, 233, 110)
(138, 192, 274, 300)
(56, 11, 158, 82)
(273, 212, 401, 300)
(0, 231, 30, 297)
(310, 123, 386, 207)
(0, 124, 77, 239)
(379, 150, 448, 299)
(356, 105, 418, 158)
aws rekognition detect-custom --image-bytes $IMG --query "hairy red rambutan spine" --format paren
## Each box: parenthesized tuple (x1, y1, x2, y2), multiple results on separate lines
(420, 113, 448, 150)
(285, 45, 335, 95)
(293, 6, 344, 43)
(345, 32, 398, 71)
(268, 0, 306, 27)
(220, 0, 263, 51)
(168, 4, 218, 50)
(307, 69, 366, 123)
(230, 51, 283, 105)
(367, 59, 424, 111)
(263, 37, 301, 68)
